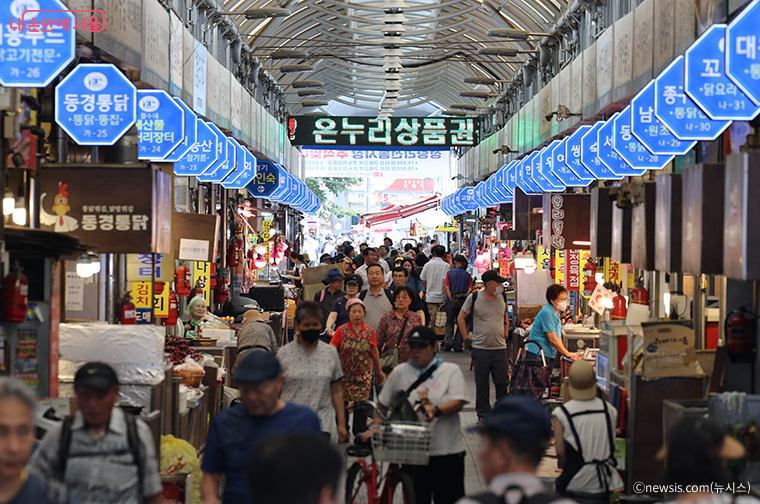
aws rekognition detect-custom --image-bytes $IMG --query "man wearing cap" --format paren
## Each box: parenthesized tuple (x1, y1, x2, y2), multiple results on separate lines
(552, 360, 623, 503)
(366, 326, 468, 504)
(442, 254, 473, 353)
(314, 269, 346, 330)
(457, 396, 575, 504)
(458, 269, 510, 421)
(29, 362, 163, 504)
(201, 352, 321, 504)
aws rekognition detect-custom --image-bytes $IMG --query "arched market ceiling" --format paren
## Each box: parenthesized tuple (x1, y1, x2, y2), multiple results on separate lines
(223, 0, 568, 116)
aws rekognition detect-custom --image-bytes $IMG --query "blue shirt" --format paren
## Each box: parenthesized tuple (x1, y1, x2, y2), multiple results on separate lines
(330, 295, 351, 329)
(526, 303, 562, 359)
(201, 402, 321, 503)
(11, 472, 78, 504)
(446, 267, 472, 293)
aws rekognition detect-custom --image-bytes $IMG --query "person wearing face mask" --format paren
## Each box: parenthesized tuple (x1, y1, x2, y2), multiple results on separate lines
(278, 301, 348, 444)
(457, 270, 511, 422)
(330, 298, 384, 444)
(525, 285, 580, 388)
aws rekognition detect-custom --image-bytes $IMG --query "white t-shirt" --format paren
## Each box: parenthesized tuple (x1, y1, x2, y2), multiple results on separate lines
(420, 257, 450, 303)
(552, 397, 624, 494)
(378, 361, 468, 456)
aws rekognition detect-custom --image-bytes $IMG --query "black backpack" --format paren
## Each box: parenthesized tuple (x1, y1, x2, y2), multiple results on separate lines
(58, 413, 144, 493)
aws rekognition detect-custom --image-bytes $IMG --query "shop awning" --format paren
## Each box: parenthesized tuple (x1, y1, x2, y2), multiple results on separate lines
(360, 195, 440, 227)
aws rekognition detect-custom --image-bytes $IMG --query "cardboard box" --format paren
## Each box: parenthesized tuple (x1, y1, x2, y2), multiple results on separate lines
(642, 321, 699, 379)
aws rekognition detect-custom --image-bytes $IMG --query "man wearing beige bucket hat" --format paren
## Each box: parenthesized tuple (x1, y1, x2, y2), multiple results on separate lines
(552, 360, 623, 504)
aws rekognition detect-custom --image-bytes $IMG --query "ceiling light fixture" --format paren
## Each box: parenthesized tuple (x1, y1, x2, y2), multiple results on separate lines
(301, 99, 330, 107)
(450, 103, 479, 110)
(290, 80, 323, 88)
(297, 89, 326, 96)
(215, 8, 290, 19)
(3, 189, 14, 216)
(487, 28, 552, 38)
(270, 49, 309, 59)
(477, 47, 518, 57)
(279, 64, 314, 73)
(463, 77, 512, 85)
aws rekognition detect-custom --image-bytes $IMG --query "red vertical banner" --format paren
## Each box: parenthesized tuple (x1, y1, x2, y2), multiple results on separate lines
(566, 250, 581, 291)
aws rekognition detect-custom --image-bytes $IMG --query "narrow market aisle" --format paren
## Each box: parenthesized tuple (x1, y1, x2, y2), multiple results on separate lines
(341, 349, 561, 500)
(440, 350, 561, 494)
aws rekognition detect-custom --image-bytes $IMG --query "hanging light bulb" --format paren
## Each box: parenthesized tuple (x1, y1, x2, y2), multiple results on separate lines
(3, 189, 14, 216)
(11, 195, 25, 225)
(76, 254, 95, 278)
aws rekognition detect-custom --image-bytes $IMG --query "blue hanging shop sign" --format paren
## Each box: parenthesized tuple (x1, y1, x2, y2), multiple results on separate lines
(564, 125, 596, 181)
(163, 98, 198, 163)
(55, 63, 137, 146)
(551, 138, 590, 187)
(613, 106, 673, 170)
(136, 90, 185, 160)
(249, 160, 280, 198)
(725, 0, 760, 106)
(196, 124, 232, 183)
(173, 120, 219, 176)
(580, 122, 622, 180)
(597, 114, 647, 177)
(538, 142, 566, 191)
(630, 80, 697, 155)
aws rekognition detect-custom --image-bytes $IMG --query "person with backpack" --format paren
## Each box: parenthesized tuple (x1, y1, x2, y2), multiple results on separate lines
(29, 363, 163, 504)
(457, 270, 510, 422)
(552, 361, 623, 504)
(442, 254, 473, 352)
(325, 275, 363, 337)
(357, 263, 394, 331)
(364, 326, 468, 504)
(457, 396, 575, 504)
(314, 269, 345, 340)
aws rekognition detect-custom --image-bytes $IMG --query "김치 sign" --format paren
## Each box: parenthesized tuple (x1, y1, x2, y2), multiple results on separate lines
(289, 116, 480, 147)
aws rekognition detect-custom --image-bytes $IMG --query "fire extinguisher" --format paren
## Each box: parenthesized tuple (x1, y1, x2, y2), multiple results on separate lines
(630, 284, 649, 305)
(120, 292, 136, 325)
(228, 241, 239, 268)
(550, 253, 556, 279)
(175, 263, 191, 297)
(583, 260, 597, 293)
(214, 279, 229, 304)
(725, 309, 755, 360)
(3, 261, 29, 323)
(190, 280, 204, 299)
(210, 264, 216, 290)
(154, 282, 165, 295)
(165, 292, 179, 326)
(611, 293, 628, 320)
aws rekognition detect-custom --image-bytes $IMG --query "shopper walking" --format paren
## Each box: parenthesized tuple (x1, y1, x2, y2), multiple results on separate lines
(330, 298, 384, 442)
(247, 433, 344, 504)
(0, 377, 78, 504)
(389, 267, 427, 323)
(457, 396, 573, 504)
(357, 264, 394, 331)
(355, 247, 391, 289)
(314, 269, 346, 332)
(341, 256, 355, 276)
(375, 285, 423, 370)
(325, 275, 362, 337)
(420, 245, 450, 336)
(201, 352, 321, 504)
(30, 363, 163, 504)
(443, 254, 473, 352)
(457, 270, 510, 421)
(400, 257, 424, 295)
(233, 310, 279, 371)
(278, 302, 348, 444)
(365, 326, 468, 504)
(553, 360, 623, 504)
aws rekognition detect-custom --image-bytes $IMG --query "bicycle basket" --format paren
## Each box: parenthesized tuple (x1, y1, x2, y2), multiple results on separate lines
(371, 421, 434, 466)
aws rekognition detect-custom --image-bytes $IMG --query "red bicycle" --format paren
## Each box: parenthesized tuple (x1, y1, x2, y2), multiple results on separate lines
(344, 403, 432, 504)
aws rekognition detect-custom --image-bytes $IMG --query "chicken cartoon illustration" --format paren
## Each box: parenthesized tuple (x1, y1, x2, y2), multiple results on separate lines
(40, 181, 79, 232)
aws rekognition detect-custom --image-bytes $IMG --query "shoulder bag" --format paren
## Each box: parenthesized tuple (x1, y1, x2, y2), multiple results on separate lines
(388, 362, 439, 423)
(380, 316, 408, 374)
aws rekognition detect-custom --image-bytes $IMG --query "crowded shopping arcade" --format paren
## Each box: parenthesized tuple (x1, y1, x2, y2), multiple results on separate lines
(2, 0, 760, 503)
